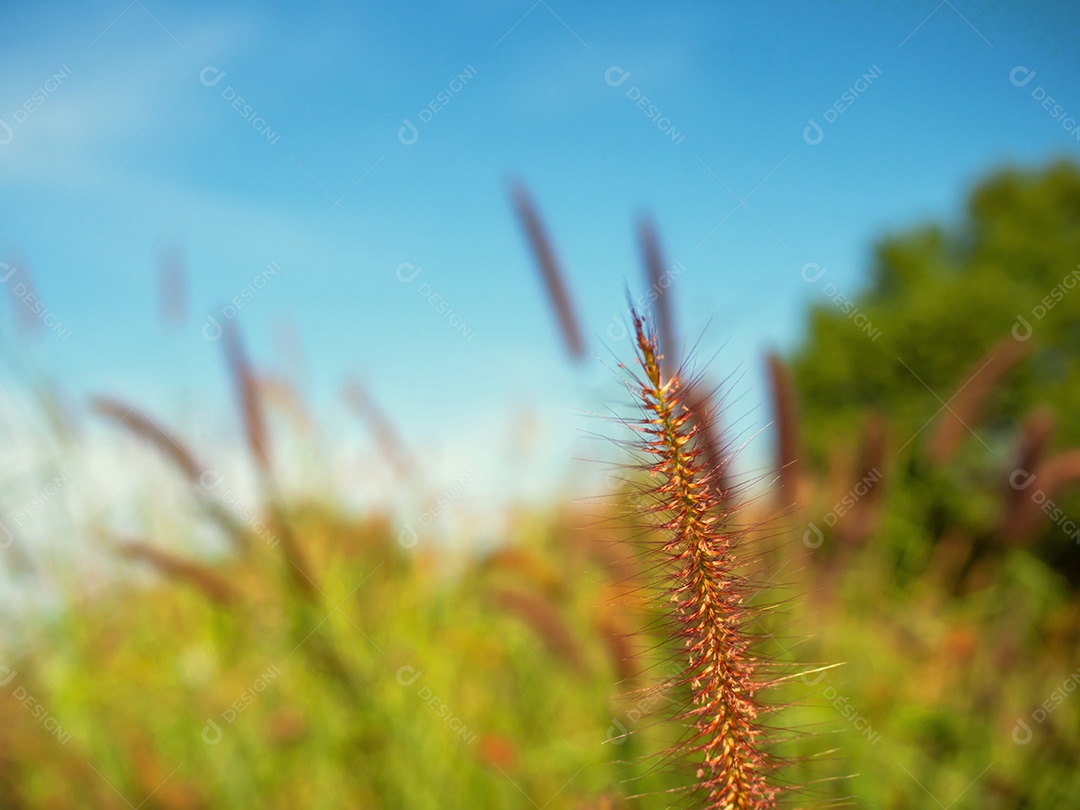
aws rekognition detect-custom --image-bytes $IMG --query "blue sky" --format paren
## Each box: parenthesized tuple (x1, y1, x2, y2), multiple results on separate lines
(2, 1, 1079, 504)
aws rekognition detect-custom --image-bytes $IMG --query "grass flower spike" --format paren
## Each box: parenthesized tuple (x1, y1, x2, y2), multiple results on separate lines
(622, 309, 777, 810)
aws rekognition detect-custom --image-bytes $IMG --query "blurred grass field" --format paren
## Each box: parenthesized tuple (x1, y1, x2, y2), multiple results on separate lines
(2, 477, 1078, 808)
(1, 163, 1080, 808)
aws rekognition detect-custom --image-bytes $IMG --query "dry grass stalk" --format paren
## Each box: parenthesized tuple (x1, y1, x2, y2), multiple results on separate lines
(766, 352, 801, 507)
(622, 311, 778, 809)
(116, 539, 238, 606)
(927, 334, 1031, 464)
(508, 181, 586, 359)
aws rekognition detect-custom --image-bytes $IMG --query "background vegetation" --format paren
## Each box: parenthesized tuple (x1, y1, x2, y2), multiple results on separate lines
(1, 161, 1079, 808)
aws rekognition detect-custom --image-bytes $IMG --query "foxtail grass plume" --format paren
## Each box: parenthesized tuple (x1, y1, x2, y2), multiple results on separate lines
(344, 377, 419, 481)
(621, 310, 778, 809)
(766, 352, 802, 506)
(1004, 448, 1080, 540)
(93, 397, 252, 552)
(927, 332, 1030, 465)
(92, 397, 203, 484)
(115, 538, 238, 606)
(509, 181, 586, 359)
(1002, 407, 1054, 529)
(220, 322, 320, 601)
(835, 412, 887, 551)
(222, 322, 272, 473)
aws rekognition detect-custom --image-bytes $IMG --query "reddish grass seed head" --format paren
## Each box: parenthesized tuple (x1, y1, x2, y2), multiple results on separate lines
(623, 310, 777, 810)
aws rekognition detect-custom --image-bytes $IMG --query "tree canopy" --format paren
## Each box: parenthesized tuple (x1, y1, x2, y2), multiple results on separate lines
(792, 160, 1080, 467)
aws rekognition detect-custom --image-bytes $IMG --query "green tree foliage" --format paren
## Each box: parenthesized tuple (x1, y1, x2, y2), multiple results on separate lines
(792, 161, 1080, 467)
